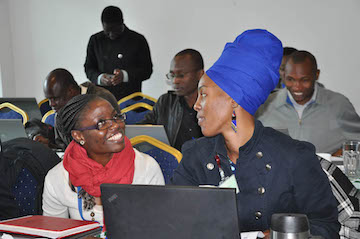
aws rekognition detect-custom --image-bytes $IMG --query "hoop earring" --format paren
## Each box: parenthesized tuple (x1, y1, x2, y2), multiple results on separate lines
(80, 140, 85, 146)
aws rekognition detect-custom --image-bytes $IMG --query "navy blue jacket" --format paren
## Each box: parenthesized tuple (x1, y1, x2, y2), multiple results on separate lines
(171, 120, 340, 238)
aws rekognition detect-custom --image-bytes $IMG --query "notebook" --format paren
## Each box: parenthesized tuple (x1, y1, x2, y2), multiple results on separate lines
(0, 119, 27, 142)
(101, 184, 240, 239)
(125, 125, 170, 145)
(0, 97, 42, 120)
(0, 215, 101, 238)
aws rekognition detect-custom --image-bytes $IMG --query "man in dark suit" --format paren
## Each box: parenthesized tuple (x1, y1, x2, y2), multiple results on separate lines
(84, 6, 153, 100)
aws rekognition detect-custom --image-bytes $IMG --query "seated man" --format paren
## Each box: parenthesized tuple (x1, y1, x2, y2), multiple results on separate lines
(256, 50, 360, 154)
(42, 68, 119, 149)
(276, 46, 297, 89)
(141, 49, 204, 150)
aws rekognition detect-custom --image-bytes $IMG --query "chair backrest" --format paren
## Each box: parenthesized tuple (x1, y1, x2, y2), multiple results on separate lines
(0, 102, 29, 125)
(118, 92, 157, 109)
(130, 135, 182, 184)
(12, 167, 39, 216)
(41, 110, 56, 126)
(38, 99, 52, 117)
(121, 102, 153, 125)
(1, 138, 61, 218)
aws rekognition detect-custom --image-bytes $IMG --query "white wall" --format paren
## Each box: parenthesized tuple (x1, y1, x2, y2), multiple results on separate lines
(3, 0, 360, 113)
(0, 0, 15, 97)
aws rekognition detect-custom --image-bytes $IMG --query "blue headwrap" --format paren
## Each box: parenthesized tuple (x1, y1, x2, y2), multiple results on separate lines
(206, 29, 283, 115)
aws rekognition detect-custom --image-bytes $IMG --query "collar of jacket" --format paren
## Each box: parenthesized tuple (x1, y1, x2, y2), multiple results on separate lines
(274, 86, 325, 110)
(213, 120, 264, 160)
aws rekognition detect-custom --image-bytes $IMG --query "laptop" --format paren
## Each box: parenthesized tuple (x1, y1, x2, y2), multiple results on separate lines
(0, 119, 27, 142)
(0, 98, 42, 120)
(125, 125, 170, 145)
(101, 184, 240, 239)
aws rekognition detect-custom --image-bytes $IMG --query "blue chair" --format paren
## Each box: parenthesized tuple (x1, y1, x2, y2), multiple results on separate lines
(130, 135, 182, 184)
(12, 168, 39, 216)
(0, 102, 29, 125)
(38, 99, 51, 117)
(118, 92, 157, 109)
(41, 110, 55, 126)
(121, 102, 153, 125)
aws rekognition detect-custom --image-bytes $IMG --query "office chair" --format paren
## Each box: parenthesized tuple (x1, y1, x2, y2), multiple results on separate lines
(0, 102, 29, 125)
(38, 99, 51, 117)
(130, 135, 182, 184)
(41, 110, 55, 126)
(118, 92, 157, 109)
(121, 102, 153, 125)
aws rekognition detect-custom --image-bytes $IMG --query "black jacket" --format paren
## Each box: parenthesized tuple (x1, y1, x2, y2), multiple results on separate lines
(141, 91, 184, 148)
(171, 120, 340, 238)
(84, 26, 153, 100)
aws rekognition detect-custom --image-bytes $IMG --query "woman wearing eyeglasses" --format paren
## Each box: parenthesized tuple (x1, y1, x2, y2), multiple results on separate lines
(42, 94, 164, 224)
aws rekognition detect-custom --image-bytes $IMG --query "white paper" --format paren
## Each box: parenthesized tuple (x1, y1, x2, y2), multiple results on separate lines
(219, 174, 240, 194)
(241, 231, 265, 239)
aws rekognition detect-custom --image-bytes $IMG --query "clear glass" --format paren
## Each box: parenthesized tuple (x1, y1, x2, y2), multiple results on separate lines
(343, 141, 360, 179)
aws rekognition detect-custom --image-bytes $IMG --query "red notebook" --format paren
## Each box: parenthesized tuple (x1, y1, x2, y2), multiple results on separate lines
(0, 215, 101, 238)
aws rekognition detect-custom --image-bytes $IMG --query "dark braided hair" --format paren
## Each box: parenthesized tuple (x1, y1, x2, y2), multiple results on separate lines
(56, 94, 100, 146)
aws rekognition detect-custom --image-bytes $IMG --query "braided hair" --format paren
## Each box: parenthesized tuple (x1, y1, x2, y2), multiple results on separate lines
(56, 94, 100, 146)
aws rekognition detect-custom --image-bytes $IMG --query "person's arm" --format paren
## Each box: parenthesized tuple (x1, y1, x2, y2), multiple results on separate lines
(170, 141, 202, 186)
(329, 97, 360, 155)
(84, 35, 103, 84)
(292, 142, 340, 238)
(124, 35, 153, 87)
(337, 97, 360, 143)
(146, 155, 165, 185)
(138, 96, 164, 125)
(42, 171, 69, 218)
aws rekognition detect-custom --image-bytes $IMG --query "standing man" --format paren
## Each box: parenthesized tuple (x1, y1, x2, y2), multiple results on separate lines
(256, 50, 360, 154)
(141, 49, 204, 150)
(84, 6, 153, 100)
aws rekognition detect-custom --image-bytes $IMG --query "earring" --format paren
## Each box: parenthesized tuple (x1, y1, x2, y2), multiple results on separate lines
(80, 140, 85, 145)
(231, 111, 237, 132)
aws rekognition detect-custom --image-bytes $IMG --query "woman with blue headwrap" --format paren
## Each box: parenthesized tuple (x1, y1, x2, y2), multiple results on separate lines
(171, 29, 340, 238)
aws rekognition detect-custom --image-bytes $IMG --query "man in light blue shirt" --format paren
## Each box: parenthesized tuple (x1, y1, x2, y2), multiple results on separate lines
(256, 50, 360, 154)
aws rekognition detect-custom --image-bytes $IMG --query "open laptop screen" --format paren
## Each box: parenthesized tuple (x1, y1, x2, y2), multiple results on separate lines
(0, 119, 27, 142)
(101, 184, 240, 239)
(125, 125, 170, 145)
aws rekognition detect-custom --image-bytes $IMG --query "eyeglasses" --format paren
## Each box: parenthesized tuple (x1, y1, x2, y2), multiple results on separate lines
(75, 113, 126, 131)
(165, 70, 199, 85)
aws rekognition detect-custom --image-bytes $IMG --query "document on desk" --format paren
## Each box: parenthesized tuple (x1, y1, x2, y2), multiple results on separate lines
(241, 231, 265, 239)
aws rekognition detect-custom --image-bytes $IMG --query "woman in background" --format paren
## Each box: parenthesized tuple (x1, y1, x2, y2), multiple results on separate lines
(43, 94, 164, 224)
(171, 29, 340, 238)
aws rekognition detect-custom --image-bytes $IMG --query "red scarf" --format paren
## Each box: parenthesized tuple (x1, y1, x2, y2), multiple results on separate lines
(63, 136, 135, 197)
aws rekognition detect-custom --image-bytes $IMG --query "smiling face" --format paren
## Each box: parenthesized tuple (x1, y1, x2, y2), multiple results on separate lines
(284, 58, 319, 105)
(72, 98, 126, 162)
(193, 74, 233, 137)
